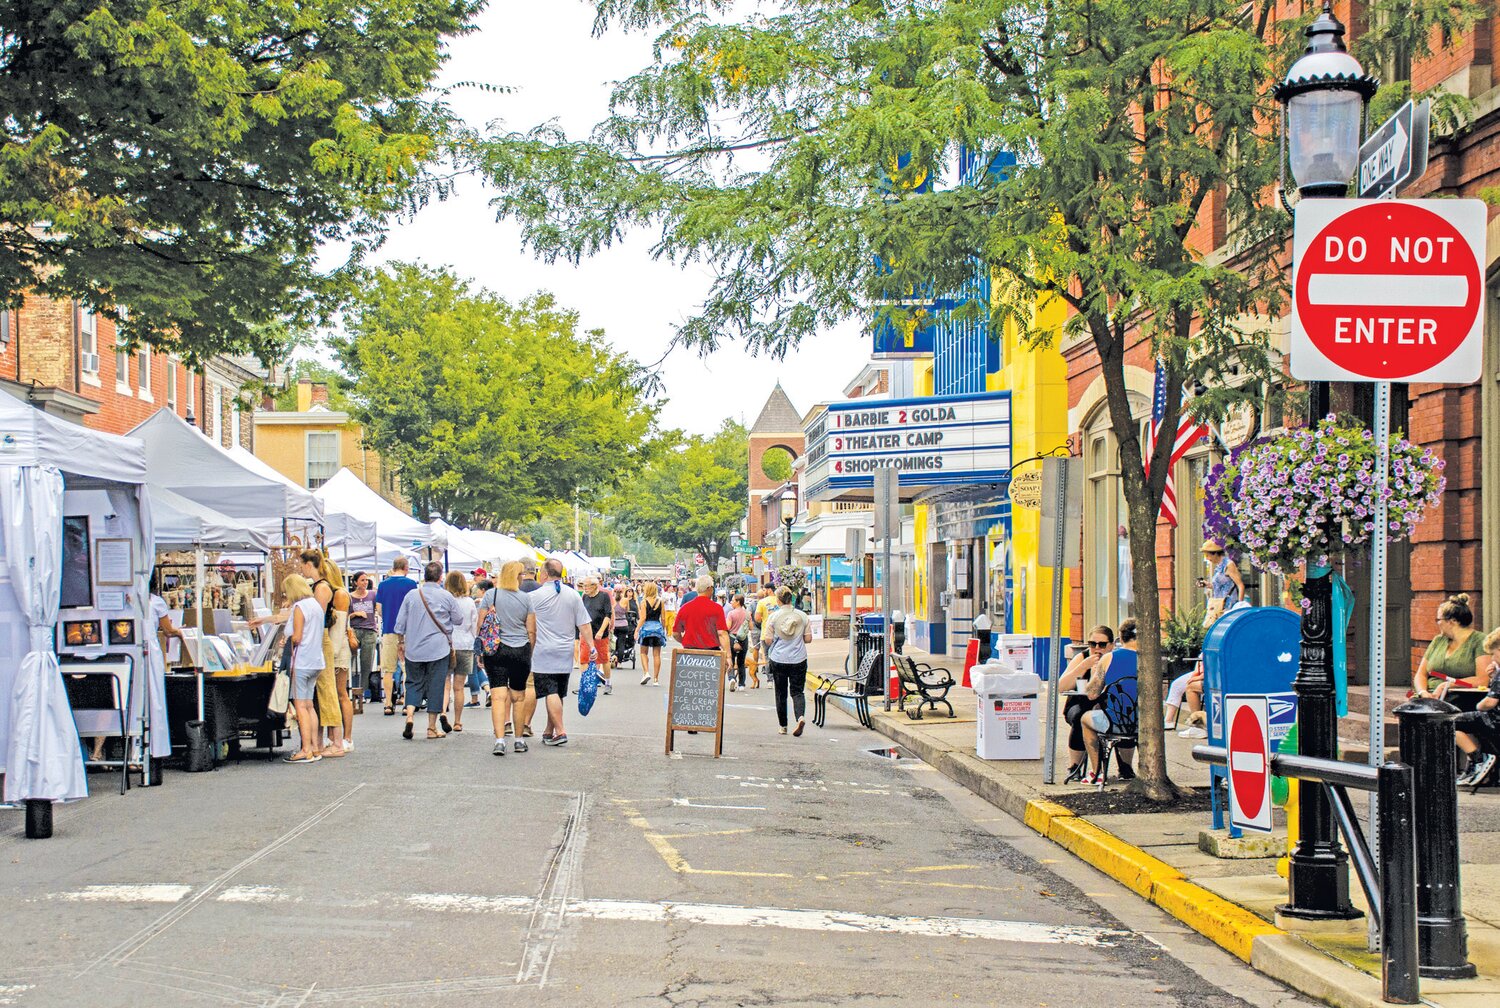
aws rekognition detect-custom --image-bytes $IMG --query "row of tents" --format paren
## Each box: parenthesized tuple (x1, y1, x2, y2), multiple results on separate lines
(127, 409, 603, 576)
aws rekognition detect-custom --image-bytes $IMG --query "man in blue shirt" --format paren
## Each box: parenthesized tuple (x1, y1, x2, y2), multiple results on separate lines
(374, 557, 417, 714)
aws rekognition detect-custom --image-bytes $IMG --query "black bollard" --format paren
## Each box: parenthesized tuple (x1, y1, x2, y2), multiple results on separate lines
(24, 799, 53, 839)
(1395, 697, 1477, 979)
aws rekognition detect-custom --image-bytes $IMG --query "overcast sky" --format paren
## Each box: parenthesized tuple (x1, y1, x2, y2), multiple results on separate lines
(336, 0, 864, 433)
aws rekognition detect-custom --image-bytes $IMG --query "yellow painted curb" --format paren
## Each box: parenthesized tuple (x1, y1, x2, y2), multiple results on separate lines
(1021, 798, 1283, 963)
(1044, 815, 1184, 899)
(1153, 877, 1283, 962)
(1022, 799, 1074, 834)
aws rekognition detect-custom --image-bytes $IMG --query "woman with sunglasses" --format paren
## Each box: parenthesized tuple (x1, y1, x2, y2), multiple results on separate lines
(1199, 541, 1245, 625)
(1057, 625, 1114, 783)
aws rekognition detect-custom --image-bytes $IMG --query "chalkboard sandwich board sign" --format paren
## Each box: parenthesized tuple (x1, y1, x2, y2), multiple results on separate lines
(666, 648, 727, 757)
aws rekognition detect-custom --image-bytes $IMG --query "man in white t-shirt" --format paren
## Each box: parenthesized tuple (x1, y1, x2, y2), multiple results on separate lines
(526, 558, 591, 747)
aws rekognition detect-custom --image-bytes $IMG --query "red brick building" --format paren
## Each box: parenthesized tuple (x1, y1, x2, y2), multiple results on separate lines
(1063, 2, 1500, 686)
(0, 293, 265, 448)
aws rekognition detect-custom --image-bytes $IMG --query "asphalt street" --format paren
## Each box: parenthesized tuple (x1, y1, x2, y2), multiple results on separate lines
(0, 657, 1321, 1008)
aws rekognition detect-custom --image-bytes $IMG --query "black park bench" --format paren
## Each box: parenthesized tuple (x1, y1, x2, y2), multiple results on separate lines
(893, 653, 956, 720)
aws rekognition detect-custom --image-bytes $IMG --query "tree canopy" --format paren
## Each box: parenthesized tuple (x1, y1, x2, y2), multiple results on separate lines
(334, 263, 657, 526)
(609, 420, 748, 561)
(473, 0, 1477, 798)
(0, 0, 481, 363)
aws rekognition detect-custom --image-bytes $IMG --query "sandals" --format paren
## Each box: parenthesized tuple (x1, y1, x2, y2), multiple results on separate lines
(452, 723, 463, 732)
(320, 746, 347, 758)
(383, 706, 394, 716)
(285, 752, 321, 764)
(427, 728, 446, 739)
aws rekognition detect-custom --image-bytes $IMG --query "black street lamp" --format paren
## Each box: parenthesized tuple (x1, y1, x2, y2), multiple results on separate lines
(730, 532, 742, 574)
(779, 494, 796, 568)
(1273, 1, 1376, 924)
(709, 537, 719, 575)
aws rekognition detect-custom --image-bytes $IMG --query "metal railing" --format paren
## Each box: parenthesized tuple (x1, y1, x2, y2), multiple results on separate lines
(1192, 745, 1418, 1004)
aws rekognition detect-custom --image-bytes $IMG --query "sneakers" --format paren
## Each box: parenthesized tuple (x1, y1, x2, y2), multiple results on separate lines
(1178, 726, 1208, 739)
(640, 675, 650, 686)
(513, 739, 529, 753)
(792, 717, 805, 737)
(543, 733, 568, 747)
(1459, 753, 1496, 786)
(1063, 763, 1084, 784)
(601, 681, 613, 695)
(728, 681, 737, 692)
(492, 739, 507, 756)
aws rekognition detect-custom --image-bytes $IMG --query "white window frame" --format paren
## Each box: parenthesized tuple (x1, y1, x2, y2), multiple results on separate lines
(166, 357, 178, 411)
(186, 369, 196, 418)
(115, 344, 132, 395)
(137, 348, 152, 399)
(79, 306, 100, 381)
(230, 396, 241, 446)
(0, 309, 11, 348)
(305, 431, 340, 489)
(209, 383, 222, 441)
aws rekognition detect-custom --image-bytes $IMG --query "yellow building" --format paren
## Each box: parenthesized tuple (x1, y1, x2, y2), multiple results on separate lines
(909, 280, 1070, 658)
(252, 380, 405, 507)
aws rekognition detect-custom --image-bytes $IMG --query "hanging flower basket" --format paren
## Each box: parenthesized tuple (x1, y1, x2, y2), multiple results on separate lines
(774, 564, 808, 594)
(1203, 416, 1445, 578)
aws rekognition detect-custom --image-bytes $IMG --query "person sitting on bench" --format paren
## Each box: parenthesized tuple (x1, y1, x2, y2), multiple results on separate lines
(1455, 628, 1500, 787)
(1079, 618, 1139, 785)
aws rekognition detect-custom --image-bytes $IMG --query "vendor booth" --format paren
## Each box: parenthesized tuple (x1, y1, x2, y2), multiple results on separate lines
(146, 485, 286, 768)
(1, 396, 159, 837)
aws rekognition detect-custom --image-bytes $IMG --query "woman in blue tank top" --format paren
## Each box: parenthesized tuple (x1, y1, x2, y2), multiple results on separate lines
(1080, 618, 1139, 785)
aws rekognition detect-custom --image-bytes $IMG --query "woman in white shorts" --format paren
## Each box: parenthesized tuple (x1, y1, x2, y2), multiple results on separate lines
(285, 575, 327, 764)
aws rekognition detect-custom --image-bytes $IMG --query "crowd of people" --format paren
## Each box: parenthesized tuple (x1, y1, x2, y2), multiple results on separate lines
(253, 553, 819, 763)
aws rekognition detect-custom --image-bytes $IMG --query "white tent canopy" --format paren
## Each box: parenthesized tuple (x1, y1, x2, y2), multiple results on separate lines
(428, 519, 534, 572)
(314, 468, 442, 569)
(149, 484, 270, 552)
(1, 394, 157, 803)
(130, 410, 322, 539)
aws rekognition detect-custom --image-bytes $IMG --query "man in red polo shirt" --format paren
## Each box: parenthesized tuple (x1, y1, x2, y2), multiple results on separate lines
(674, 574, 731, 661)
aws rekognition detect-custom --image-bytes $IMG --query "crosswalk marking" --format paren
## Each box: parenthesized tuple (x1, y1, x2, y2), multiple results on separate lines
(36, 885, 1129, 948)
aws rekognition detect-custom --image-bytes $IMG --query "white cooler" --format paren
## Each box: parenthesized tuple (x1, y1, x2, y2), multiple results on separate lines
(973, 661, 1043, 760)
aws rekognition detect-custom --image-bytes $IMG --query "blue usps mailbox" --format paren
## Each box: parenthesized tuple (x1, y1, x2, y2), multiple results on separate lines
(1203, 606, 1300, 834)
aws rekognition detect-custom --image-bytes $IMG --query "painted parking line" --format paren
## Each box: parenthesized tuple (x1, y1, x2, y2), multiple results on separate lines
(51, 884, 192, 903)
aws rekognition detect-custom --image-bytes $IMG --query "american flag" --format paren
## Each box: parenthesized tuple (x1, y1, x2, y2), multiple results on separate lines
(1148, 362, 1210, 527)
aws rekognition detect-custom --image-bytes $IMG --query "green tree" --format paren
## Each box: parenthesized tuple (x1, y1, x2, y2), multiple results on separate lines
(609, 420, 747, 563)
(0, 0, 481, 362)
(474, 0, 1474, 799)
(335, 263, 657, 525)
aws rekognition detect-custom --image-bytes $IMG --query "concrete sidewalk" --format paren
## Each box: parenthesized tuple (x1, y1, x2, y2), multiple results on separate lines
(802, 637, 1500, 1008)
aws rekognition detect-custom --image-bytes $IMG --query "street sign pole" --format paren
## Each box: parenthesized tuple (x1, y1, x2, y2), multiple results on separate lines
(877, 469, 898, 713)
(1041, 456, 1069, 785)
(1367, 379, 1391, 951)
(845, 526, 865, 689)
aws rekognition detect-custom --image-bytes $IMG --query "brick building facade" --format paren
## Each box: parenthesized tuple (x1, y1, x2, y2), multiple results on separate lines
(0, 293, 264, 448)
(1062, 2, 1500, 686)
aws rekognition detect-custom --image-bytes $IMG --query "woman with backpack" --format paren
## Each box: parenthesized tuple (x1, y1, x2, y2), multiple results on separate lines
(765, 587, 812, 736)
(478, 560, 533, 755)
(726, 594, 751, 691)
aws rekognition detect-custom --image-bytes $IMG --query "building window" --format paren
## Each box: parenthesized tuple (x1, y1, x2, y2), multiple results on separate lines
(115, 345, 131, 392)
(209, 383, 223, 441)
(306, 432, 339, 488)
(230, 397, 241, 446)
(79, 307, 99, 374)
(138, 348, 151, 396)
(0, 309, 10, 348)
(166, 358, 177, 411)
(186, 369, 196, 419)
(1081, 393, 1149, 633)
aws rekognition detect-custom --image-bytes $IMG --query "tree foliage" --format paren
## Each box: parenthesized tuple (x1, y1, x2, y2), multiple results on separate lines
(272, 359, 354, 412)
(0, 0, 481, 363)
(609, 420, 748, 560)
(334, 263, 657, 526)
(474, 0, 1475, 799)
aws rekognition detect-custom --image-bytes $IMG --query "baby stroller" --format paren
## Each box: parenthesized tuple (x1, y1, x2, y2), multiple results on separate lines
(614, 613, 638, 669)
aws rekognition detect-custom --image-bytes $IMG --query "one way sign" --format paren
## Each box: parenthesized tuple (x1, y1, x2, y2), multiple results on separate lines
(1358, 99, 1430, 200)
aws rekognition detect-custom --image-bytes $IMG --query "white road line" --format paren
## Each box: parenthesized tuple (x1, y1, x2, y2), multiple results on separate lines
(79, 783, 366, 975)
(218, 885, 300, 905)
(670, 799, 766, 811)
(50, 884, 191, 903)
(0, 985, 34, 1005)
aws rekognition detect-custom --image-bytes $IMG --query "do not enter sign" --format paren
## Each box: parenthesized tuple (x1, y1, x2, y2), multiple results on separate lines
(1290, 199, 1487, 384)
(1226, 695, 1272, 834)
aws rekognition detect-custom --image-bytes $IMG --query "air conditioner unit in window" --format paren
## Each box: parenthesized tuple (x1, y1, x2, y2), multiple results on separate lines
(81, 351, 100, 374)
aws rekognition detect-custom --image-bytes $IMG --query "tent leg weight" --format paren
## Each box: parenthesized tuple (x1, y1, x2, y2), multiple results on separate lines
(24, 799, 53, 839)
(184, 720, 214, 773)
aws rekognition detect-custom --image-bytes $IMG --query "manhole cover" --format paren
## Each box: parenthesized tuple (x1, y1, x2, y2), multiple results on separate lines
(866, 746, 914, 760)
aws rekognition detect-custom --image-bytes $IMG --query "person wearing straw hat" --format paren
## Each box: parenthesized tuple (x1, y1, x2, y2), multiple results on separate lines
(1198, 540, 1244, 625)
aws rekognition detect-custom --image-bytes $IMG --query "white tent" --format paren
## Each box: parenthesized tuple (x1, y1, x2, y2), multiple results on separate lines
(149, 485, 270, 551)
(0, 395, 155, 808)
(130, 410, 322, 541)
(313, 468, 442, 568)
(428, 519, 533, 572)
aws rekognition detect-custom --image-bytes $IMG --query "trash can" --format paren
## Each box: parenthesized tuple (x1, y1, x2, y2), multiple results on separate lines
(973, 660, 1043, 760)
